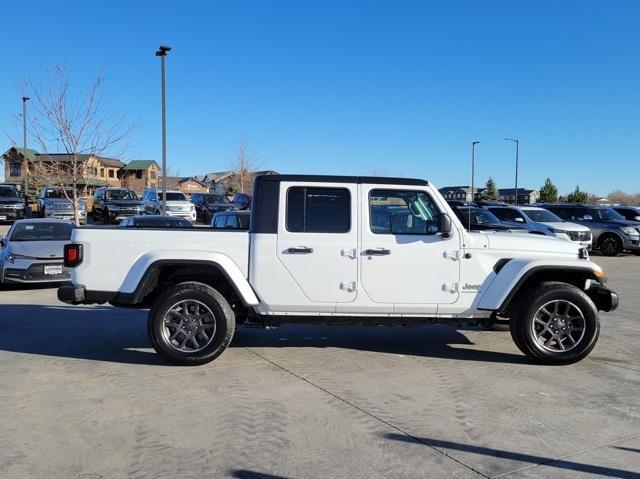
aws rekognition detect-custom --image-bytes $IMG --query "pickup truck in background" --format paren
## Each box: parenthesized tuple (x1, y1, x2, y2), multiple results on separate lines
(59, 175, 618, 366)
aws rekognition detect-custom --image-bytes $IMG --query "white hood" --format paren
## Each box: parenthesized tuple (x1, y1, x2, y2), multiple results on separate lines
(483, 231, 580, 255)
(538, 221, 590, 232)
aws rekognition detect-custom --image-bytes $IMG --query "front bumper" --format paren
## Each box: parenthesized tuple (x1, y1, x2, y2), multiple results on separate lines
(3, 261, 71, 284)
(44, 210, 87, 224)
(587, 283, 619, 312)
(0, 209, 26, 222)
(165, 210, 197, 221)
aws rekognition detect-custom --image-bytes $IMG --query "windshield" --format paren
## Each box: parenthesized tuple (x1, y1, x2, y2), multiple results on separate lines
(589, 208, 625, 221)
(106, 189, 138, 200)
(202, 194, 228, 204)
(0, 187, 20, 198)
(45, 189, 74, 199)
(522, 209, 562, 222)
(456, 208, 500, 225)
(160, 192, 188, 201)
(10, 222, 74, 241)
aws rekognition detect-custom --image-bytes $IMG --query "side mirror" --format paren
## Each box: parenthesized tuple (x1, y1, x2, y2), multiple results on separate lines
(635, 216, 640, 222)
(439, 213, 452, 236)
(583, 215, 593, 221)
(514, 217, 525, 223)
(0, 236, 5, 247)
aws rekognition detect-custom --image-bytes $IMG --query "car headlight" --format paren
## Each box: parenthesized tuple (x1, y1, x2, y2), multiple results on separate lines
(621, 226, 639, 236)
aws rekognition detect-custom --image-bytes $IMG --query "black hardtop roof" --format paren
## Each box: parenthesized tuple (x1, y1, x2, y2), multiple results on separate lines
(254, 174, 429, 187)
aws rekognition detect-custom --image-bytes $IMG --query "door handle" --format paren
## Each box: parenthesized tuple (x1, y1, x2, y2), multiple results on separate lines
(287, 246, 314, 254)
(364, 248, 391, 256)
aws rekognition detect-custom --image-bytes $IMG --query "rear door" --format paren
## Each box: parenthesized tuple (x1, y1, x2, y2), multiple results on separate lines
(276, 181, 358, 304)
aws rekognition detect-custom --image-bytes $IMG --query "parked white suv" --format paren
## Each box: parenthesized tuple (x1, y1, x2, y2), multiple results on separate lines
(141, 189, 196, 222)
(487, 206, 592, 249)
(59, 175, 617, 366)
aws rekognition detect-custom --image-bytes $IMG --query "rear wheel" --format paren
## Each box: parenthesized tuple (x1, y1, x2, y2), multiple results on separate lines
(510, 282, 599, 365)
(599, 234, 622, 256)
(148, 282, 235, 365)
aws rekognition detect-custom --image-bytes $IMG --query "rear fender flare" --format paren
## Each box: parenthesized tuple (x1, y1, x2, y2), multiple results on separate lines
(119, 250, 259, 306)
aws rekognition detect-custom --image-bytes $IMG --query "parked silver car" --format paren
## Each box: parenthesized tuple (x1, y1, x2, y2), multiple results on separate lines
(140, 189, 196, 222)
(486, 206, 592, 249)
(38, 187, 87, 225)
(0, 219, 75, 285)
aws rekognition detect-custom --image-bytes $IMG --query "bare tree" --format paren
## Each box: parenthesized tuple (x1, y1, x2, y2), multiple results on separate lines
(27, 65, 134, 224)
(229, 138, 260, 194)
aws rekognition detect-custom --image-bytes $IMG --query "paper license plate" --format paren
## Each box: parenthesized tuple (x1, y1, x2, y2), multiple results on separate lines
(44, 265, 63, 275)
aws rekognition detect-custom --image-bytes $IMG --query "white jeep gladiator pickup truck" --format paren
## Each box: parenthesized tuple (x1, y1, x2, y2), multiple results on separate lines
(58, 175, 618, 366)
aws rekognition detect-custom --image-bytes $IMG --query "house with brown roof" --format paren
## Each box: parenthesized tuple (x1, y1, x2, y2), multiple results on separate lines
(1, 147, 125, 197)
(159, 176, 209, 196)
(118, 160, 160, 195)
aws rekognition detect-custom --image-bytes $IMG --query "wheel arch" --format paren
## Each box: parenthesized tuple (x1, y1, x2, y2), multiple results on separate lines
(111, 258, 260, 309)
(596, 230, 623, 248)
(477, 261, 600, 314)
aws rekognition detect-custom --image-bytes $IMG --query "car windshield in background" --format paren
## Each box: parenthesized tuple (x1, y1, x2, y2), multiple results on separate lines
(471, 209, 501, 224)
(132, 217, 192, 228)
(160, 193, 188, 201)
(589, 208, 625, 221)
(0, 187, 20, 198)
(10, 222, 74, 241)
(203, 194, 228, 204)
(107, 190, 138, 200)
(45, 189, 74, 199)
(522, 209, 562, 222)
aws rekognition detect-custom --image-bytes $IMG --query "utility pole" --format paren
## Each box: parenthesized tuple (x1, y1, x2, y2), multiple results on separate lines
(155, 45, 171, 214)
(22, 96, 30, 215)
(505, 138, 519, 205)
(470, 141, 480, 230)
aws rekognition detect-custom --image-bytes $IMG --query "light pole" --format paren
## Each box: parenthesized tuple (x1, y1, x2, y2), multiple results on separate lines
(470, 141, 480, 230)
(22, 96, 30, 215)
(155, 45, 171, 215)
(505, 138, 519, 205)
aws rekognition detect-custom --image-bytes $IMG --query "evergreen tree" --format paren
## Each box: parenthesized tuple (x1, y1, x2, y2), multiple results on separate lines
(539, 178, 558, 203)
(482, 177, 498, 201)
(567, 185, 589, 203)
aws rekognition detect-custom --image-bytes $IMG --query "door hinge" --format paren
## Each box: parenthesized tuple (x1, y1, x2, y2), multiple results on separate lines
(341, 248, 357, 259)
(340, 281, 357, 292)
(443, 250, 460, 261)
(442, 282, 458, 294)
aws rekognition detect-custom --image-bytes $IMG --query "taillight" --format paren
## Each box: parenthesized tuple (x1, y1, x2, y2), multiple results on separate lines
(64, 244, 83, 267)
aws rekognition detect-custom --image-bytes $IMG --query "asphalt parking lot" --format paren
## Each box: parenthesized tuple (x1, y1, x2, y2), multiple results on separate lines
(1, 224, 639, 479)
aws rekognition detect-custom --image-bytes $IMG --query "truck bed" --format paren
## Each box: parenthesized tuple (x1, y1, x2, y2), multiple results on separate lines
(70, 227, 250, 293)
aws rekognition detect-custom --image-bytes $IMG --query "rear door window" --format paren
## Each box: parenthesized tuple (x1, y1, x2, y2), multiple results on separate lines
(286, 187, 350, 233)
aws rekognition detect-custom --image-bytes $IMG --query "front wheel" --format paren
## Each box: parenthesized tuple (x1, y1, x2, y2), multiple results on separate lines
(510, 282, 600, 365)
(599, 234, 622, 256)
(148, 282, 235, 365)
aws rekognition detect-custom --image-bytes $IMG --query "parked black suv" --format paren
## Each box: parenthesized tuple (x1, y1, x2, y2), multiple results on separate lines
(231, 192, 252, 210)
(452, 206, 527, 232)
(190, 193, 235, 223)
(0, 185, 26, 223)
(612, 206, 640, 222)
(541, 204, 640, 256)
(91, 187, 143, 224)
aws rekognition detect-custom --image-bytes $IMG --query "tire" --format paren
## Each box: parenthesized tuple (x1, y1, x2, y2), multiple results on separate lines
(599, 234, 622, 256)
(103, 209, 110, 225)
(633, 251, 640, 256)
(147, 282, 235, 365)
(510, 282, 599, 365)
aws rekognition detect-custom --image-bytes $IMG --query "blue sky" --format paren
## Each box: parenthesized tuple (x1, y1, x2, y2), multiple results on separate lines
(1, 0, 639, 195)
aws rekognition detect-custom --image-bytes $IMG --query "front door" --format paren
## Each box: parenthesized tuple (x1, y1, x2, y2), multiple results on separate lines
(360, 185, 461, 314)
(276, 182, 358, 304)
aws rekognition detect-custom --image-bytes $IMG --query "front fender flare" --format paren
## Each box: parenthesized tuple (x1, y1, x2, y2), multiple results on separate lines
(476, 258, 600, 312)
